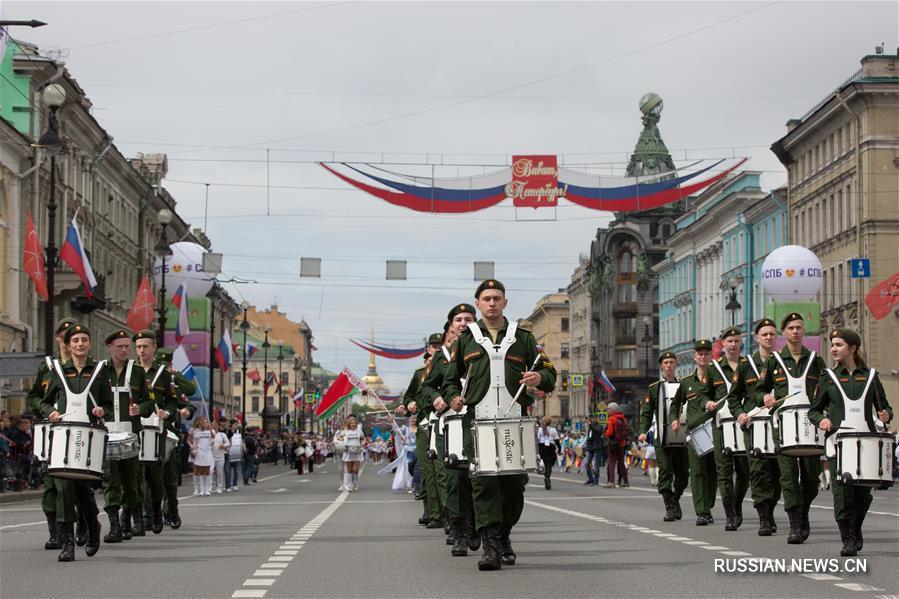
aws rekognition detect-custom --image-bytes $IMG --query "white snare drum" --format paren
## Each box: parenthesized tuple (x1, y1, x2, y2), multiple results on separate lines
(32, 421, 51, 462)
(778, 404, 824, 457)
(47, 422, 107, 480)
(471, 418, 539, 476)
(835, 431, 894, 488)
(106, 431, 139, 461)
(719, 416, 747, 456)
(164, 430, 179, 460)
(139, 421, 164, 464)
(686, 419, 714, 457)
(443, 413, 468, 470)
(658, 382, 688, 448)
(750, 412, 777, 458)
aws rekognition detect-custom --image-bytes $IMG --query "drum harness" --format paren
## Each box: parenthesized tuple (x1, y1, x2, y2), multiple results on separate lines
(466, 321, 519, 420)
(824, 368, 879, 435)
(51, 359, 106, 423)
(109, 359, 135, 433)
(711, 359, 735, 426)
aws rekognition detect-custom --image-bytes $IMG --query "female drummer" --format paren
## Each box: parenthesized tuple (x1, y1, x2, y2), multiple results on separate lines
(337, 415, 366, 491)
(188, 417, 214, 496)
(809, 328, 892, 556)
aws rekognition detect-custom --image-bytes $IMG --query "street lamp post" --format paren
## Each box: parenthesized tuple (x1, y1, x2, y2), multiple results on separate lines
(239, 302, 250, 427)
(642, 316, 653, 386)
(276, 344, 284, 433)
(37, 84, 66, 353)
(589, 346, 597, 414)
(154, 208, 173, 348)
(293, 357, 302, 432)
(262, 325, 271, 425)
(725, 276, 743, 328)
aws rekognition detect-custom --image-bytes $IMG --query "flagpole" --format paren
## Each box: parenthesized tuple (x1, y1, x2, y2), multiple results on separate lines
(208, 299, 216, 421)
(343, 368, 401, 435)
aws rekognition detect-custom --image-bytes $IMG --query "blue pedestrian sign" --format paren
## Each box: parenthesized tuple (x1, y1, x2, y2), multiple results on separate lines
(850, 258, 870, 279)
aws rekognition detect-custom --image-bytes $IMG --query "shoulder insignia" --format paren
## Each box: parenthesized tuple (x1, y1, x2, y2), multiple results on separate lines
(540, 359, 554, 369)
(463, 351, 482, 362)
(649, 381, 659, 388)
(838, 377, 849, 383)
(505, 354, 524, 364)
(854, 376, 866, 382)
(449, 350, 456, 360)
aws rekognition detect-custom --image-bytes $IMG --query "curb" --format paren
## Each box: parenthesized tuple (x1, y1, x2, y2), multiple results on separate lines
(0, 490, 42, 504)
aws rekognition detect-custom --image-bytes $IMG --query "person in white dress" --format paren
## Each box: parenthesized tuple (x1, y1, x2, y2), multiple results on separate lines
(336, 415, 366, 491)
(188, 417, 215, 496)
(211, 421, 230, 493)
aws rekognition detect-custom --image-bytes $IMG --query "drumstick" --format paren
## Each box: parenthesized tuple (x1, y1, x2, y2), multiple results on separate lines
(745, 391, 802, 420)
(504, 346, 545, 417)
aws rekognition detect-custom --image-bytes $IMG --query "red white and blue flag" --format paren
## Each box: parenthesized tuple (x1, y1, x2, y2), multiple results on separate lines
(598, 370, 617, 394)
(215, 329, 234, 372)
(246, 342, 259, 359)
(263, 371, 279, 395)
(350, 338, 425, 360)
(171, 283, 190, 343)
(59, 214, 98, 298)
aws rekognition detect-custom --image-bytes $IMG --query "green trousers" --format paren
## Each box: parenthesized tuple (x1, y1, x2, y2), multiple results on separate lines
(745, 430, 781, 507)
(416, 424, 442, 520)
(434, 428, 448, 509)
(654, 442, 689, 499)
(713, 426, 749, 505)
(829, 461, 873, 522)
(687, 445, 717, 515)
(55, 479, 99, 524)
(162, 449, 181, 517)
(41, 475, 60, 515)
(141, 463, 164, 517)
(103, 456, 142, 510)
(777, 454, 820, 512)
(472, 474, 527, 531)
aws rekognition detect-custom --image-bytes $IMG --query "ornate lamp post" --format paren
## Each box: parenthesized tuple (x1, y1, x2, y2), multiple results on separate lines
(154, 208, 173, 348)
(642, 316, 654, 392)
(276, 343, 285, 433)
(725, 275, 743, 327)
(239, 301, 250, 426)
(262, 324, 271, 416)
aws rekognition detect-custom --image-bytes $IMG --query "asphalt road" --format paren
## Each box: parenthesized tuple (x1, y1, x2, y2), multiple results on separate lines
(1, 461, 897, 599)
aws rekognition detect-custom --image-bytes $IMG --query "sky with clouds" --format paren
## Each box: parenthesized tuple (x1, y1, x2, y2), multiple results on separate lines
(4, 1, 896, 389)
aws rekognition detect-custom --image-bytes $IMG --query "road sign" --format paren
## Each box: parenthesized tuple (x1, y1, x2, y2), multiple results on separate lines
(571, 374, 584, 387)
(850, 258, 870, 279)
(305, 393, 315, 404)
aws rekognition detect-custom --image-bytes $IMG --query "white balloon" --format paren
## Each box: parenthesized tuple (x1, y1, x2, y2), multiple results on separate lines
(761, 245, 823, 301)
(153, 241, 215, 298)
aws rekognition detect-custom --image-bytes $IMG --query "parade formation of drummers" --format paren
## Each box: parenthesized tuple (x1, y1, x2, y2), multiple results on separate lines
(26, 319, 196, 562)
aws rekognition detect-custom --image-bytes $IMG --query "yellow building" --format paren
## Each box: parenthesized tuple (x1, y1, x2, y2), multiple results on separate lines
(524, 292, 571, 418)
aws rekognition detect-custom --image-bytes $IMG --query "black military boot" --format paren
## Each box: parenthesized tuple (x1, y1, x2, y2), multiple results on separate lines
(724, 499, 738, 531)
(767, 502, 778, 533)
(132, 511, 146, 537)
(786, 507, 803, 544)
(120, 508, 134, 541)
(477, 526, 502, 571)
(854, 518, 864, 552)
(425, 517, 443, 529)
(673, 495, 683, 520)
(450, 518, 467, 557)
(418, 501, 429, 526)
(143, 514, 153, 533)
(756, 503, 772, 536)
(662, 493, 676, 522)
(499, 526, 516, 566)
(75, 514, 88, 547)
(837, 519, 857, 556)
(466, 514, 481, 552)
(45, 513, 61, 550)
(735, 501, 743, 528)
(443, 509, 451, 535)
(152, 505, 164, 534)
(800, 503, 811, 542)
(57, 522, 75, 562)
(169, 511, 182, 530)
(103, 507, 123, 543)
(85, 517, 102, 557)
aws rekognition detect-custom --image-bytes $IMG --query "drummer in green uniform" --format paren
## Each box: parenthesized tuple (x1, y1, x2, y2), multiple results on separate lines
(400, 351, 434, 526)
(26, 317, 78, 552)
(809, 328, 892, 556)
(707, 326, 750, 531)
(410, 334, 444, 529)
(443, 280, 556, 571)
(421, 303, 479, 557)
(638, 351, 689, 522)
(40, 324, 114, 561)
(757, 313, 825, 545)
(726, 318, 782, 536)
(102, 329, 155, 543)
(670, 339, 718, 526)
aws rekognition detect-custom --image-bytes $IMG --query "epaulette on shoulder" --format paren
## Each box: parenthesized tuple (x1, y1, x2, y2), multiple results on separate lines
(649, 381, 660, 388)
(516, 324, 531, 334)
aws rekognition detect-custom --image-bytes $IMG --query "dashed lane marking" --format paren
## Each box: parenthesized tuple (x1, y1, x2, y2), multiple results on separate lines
(834, 583, 885, 592)
(803, 574, 843, 581)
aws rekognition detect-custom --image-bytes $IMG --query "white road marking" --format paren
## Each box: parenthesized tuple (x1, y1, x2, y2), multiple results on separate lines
(269, 488, 288, 493)
(720, 550, 751, 556)
(834, 583, 884, 592)
(267, 556, 293, 562)
(253, 570, 283, 577)
(803, 574, 843, 581)
(232, 591, 266, 598)
(274, 550, 298, 555)
(681, 540, 709, 545)
(244, 580, 275, 586)
(667, 536, 693, 541)
(700, 545, 730, 551)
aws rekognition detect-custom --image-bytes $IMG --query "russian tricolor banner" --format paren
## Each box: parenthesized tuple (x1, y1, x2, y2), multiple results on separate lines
(171, 283, 190, 343)
(598, 370, 617, 394)
(59, 214, 98, 298)
(215, 329, 234, 372)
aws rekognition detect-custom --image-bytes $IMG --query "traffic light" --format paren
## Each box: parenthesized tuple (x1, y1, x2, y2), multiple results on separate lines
(315, 385, 321, 400)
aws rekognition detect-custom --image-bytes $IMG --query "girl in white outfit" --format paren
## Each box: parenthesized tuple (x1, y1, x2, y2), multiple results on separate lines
(211, 421, 230, 493)
(337, 415, 366, 491)
(188, 417, 215, 496)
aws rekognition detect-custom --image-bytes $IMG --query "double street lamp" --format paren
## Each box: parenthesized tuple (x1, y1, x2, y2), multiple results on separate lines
(725, 275, 743, 327)
(154, 208, 173, 348)
(239, 301, 250, 427)
(262, 324, 271, 420)
(642, 316, 654, 385)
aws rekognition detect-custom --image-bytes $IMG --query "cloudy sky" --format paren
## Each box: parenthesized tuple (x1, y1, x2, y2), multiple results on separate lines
(4, 1, 896, 389)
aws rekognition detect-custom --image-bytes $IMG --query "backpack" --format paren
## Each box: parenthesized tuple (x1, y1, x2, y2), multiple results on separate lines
(611, 416, 630, 445)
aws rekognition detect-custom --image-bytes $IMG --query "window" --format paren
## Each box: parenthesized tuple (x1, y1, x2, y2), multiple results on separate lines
(233, 396, 240, 405)
(617, 317, 636, 337)
(616, 349, 635, 369)
(234, 373, 241, 386)
(561, 317, 569, 332)
(619, 250, 634, 274)
(252, 377, 260, 387)
(266, 396, 274, 407)
(251, 396, 259, 412)
(618, 284, 635, 303)
(280, 372, 289, 385)
(560, 343, 570, 359)
(836, 263, 843, 306)
(846, 183, 853, 227)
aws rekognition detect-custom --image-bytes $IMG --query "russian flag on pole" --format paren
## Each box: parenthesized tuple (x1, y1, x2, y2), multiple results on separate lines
(598, 370, 617, 394)
(171, 283, 190, 344)
(59, 214, 98, 298)
(215, 329, 233, 372)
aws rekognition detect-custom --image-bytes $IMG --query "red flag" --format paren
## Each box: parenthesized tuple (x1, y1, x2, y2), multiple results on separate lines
(865, 270, 899, 321)
(23, 212, 48, 301)
(247, 368, 261, 382)
(126, 275, 156, 332)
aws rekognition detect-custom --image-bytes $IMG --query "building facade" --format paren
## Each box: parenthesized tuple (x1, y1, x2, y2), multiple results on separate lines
(771, 52, 899, 400)
(525, 292, 571, 418)
(566, 255, 593, 418)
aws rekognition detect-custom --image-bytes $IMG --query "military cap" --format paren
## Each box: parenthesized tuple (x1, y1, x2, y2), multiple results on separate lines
(721, 326, 742, 340)
(54, 317, 79, 335)
(830, 328, 861, 348)
(63, 324, 91, 344)
(155, 347, 174, 364)
(428, 333, 442, 345)
(474, 279, 505, 299)
(658, 351, 677, 363)
(105, 329, 131, 345)
(694, 339, 713, 351)
(132, 329, 157, 342)
(781, 312, 803, 330)
(447, 303, 476, 321)
(754, 318, 777, 334)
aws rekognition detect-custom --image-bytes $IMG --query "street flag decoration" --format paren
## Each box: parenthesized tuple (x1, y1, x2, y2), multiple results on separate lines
(59, 213, 98, 298)
(173, 345, 199, 384)
(245, 341, 259, 359)
(350, 338, 425, 360)
(865, 270, 899, 321)
(171, 283, 190, 343)
(247, 368, 261, 382)
(292, 388, 304, 406)
(315, 371, 360, 420)
(22, 212, 48, 301)
(263, 371, 279, 395)
(320, 157, 747, 214)
(126, 275, 155, 332)
(598, 370, 617, 393)
(215, 329, 234, 372)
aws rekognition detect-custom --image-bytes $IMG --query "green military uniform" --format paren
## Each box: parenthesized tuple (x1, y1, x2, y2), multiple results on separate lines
(708, 349, 750, 530)
(638, 366, 689, 521)
(404, 360, 433, 523)
(669, 340, 717, 524)
(809, 328, 893, 555)
(758, 331, 825, 543)
(411, 357, 444, 526)
(158, 348, 197, 526)
(443, 307, 556, 570)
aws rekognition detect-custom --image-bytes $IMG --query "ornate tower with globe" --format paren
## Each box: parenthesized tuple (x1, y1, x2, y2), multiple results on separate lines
(626, 93, 677, 178)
